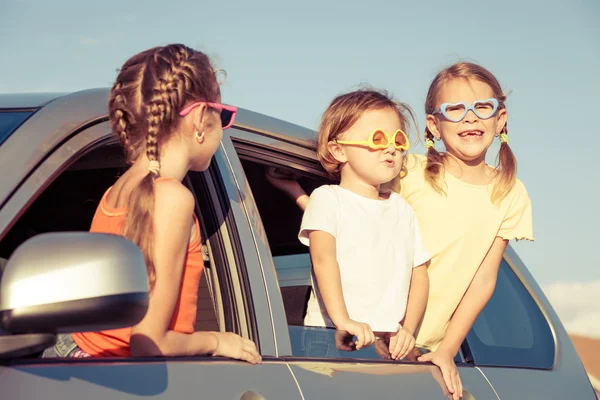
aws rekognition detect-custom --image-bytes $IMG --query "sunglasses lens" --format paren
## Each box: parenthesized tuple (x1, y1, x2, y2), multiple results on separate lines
(474, 100, 496, 119)
(372, 130, 388, 147)
(220, 109, 233, 128)
(395, 131, 408, 148)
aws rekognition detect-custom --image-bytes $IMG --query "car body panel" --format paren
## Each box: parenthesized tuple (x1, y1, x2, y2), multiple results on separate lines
(287, 361, 498, 400)
(0, 359, 302, 400)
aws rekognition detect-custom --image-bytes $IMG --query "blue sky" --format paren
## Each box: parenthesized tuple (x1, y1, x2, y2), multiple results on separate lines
(1, 0, 598, 294)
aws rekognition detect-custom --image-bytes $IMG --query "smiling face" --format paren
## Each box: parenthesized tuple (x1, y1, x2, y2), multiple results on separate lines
(426, 78, 507, 164)
(329, 107, 404, 187)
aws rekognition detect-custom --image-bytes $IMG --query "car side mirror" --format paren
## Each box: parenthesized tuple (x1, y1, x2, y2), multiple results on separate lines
(0, 232, 150, 358)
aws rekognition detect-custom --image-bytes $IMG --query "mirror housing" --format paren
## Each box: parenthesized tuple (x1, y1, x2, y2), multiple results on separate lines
(0, 232, 149, 334)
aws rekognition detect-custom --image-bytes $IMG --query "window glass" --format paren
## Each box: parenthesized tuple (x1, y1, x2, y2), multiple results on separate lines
(0, 110, 34, 145)
(466, 260, 555, 369)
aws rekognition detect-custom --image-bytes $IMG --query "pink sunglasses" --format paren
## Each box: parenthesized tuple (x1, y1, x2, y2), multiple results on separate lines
(179, 102, 238, 130)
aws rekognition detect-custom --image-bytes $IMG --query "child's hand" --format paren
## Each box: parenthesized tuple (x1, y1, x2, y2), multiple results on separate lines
(265, 167, 304, 198)
(418, 349, 462, 400)
(389, 327, 416, 360)
(336, 319, 375, 350)
(212, 332, 262, 365)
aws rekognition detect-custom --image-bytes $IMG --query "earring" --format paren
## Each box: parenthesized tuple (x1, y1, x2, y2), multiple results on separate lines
(425, 139, 435, 149)
(195, 130, 205, 143)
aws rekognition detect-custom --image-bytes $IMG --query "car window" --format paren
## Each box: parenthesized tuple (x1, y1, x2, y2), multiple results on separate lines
(0, 110, 35, 146)
(237, 154, 419, 361)
(465, 259, 555, 369)
(0, 143, 222, 353)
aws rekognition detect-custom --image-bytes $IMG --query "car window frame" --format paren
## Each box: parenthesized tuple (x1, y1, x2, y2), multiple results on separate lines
(0, 123, 261, 365)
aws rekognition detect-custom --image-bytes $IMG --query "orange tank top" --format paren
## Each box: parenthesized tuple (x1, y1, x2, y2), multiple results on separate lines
(72, 179, 204, 357)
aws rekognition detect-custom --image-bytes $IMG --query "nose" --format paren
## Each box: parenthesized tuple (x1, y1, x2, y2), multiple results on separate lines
(463, 108, 478, 123)
(383, 142, 396, 154)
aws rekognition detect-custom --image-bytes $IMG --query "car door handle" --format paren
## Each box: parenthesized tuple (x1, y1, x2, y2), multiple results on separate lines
(240, 390, 266, 400)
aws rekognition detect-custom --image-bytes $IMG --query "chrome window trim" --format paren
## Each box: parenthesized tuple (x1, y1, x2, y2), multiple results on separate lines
(214, 135, 282, 356)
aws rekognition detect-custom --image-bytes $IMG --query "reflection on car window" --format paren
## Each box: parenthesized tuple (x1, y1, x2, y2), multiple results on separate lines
(289, 326, 396, 360)
(0, 110, 34, 145)
(466, 260, 555, 369)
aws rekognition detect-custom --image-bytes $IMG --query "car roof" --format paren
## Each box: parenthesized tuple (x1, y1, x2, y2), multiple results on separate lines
(0, 93, 67, 109)
(0, 89, 318, 150)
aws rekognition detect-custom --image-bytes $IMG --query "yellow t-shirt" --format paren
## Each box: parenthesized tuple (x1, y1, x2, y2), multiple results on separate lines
(389, 154, 534, 350)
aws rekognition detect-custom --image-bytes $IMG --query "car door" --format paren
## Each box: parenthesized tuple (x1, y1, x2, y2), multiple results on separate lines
(0, 96, 303, 400)
(217, 124, 500, 400)
(461, 249, 597, 399)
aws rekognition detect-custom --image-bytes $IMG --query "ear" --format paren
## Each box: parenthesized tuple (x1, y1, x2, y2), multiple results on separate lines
(190, 103, 208, 134)
(327, 140, 348, 164)
(426, 114, 442, 140)
(496, 108, 508, 134)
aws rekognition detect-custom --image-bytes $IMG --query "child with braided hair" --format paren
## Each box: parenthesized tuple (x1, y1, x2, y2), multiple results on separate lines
(43, 44, 260, 364)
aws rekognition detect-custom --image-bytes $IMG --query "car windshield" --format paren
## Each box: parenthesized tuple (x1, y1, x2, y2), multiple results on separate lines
(0, 110, 35, 146)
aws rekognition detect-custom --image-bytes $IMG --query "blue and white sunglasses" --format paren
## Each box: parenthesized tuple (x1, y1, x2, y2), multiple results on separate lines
(432, 98, 499, 122)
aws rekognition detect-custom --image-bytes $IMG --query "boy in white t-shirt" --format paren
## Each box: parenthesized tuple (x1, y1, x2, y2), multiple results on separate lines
(297, 88, 430, 360)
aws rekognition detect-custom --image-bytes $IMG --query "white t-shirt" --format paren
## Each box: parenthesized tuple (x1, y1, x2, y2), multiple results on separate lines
(298, 185, 430, 332)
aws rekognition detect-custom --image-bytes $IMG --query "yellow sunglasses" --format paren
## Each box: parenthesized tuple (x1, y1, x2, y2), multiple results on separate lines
(336, 129, 410, 151)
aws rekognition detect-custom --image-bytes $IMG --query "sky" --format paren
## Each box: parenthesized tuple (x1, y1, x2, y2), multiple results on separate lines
(1, 0, 599, 336)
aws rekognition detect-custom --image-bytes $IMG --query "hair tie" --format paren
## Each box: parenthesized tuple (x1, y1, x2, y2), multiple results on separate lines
(425, 139, 435, 149)
(499, 133, 509, 144)
(148, 160, 161, 175)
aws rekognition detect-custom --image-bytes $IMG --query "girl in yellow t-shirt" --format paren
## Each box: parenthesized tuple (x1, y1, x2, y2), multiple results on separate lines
(267, 62, 533, 400)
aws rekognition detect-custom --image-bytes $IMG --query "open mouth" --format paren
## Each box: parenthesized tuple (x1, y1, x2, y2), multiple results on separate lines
(384, 159, 395, 167)
(458, 130, 484, 138)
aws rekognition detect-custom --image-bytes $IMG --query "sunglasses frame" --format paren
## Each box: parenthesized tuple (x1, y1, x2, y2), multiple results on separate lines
(179, 102, 238, 130)
(432, 98, 499, 122)
(336, 129, 410, 151)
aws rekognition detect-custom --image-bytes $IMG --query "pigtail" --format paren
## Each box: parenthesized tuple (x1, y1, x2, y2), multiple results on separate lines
(423, 127, 445, 195)
(110, 82, 138, 164)
(491, 124, 517, 204)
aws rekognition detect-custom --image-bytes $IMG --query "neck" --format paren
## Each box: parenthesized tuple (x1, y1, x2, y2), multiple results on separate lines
(134, 140, 192, 181)
(443, 152, 493, 184)
(339, 173, 382, 200)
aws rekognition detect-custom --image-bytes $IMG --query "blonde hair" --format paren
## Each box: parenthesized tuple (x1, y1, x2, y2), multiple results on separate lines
(317, 87, 417, 180)
(109, 44, 220, 289)
(424, 62, 516, 204)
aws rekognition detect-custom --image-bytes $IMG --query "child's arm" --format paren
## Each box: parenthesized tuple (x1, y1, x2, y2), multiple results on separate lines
(402, 264, 429, 336)
(129, 181, 261, 364)
(419, 236, 507, 400)
(265, 168, 309, 211)
(389, 263, 429, 360)
(308, 229, 376, 350)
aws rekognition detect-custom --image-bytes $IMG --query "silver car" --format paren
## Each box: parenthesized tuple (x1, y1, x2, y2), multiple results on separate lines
(0, 89, 596, 399)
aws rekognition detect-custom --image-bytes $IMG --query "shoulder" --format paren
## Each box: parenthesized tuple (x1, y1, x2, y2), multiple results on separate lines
(389, 192, 417, 220)
(505, 178, 531, 204)
(310, 184, 340, 201)
(153, 179, 195, 220)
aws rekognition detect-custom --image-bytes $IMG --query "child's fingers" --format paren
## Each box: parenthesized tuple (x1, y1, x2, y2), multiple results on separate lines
(441, 365, 456, 396)
(399, 337, 414, 360)
(367, 328, 375, 347)
(355, 331, 365, 350)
